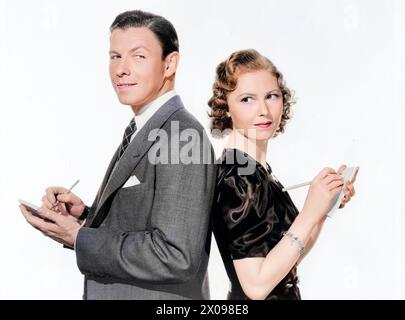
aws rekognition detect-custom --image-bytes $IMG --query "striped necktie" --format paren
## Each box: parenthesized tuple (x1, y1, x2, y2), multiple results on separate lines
(117, 118, 137, 161)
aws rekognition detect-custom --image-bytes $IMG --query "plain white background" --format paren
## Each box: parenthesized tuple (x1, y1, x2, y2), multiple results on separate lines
(0, 0, 404, 299)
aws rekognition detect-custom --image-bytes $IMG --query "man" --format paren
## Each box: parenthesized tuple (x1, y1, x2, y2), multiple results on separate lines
(19, 10, 217, 300)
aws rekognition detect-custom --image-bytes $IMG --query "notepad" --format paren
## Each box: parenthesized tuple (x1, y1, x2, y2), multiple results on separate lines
(327, 166, 359, 217)
(18, 199, 41, 218)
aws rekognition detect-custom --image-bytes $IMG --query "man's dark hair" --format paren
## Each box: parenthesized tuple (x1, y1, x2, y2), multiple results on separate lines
(110, 10, 179, 59)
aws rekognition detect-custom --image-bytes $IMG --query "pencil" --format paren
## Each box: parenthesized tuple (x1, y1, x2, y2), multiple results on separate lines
(50, 179, 80, 209)
(282, 180, 311, 192)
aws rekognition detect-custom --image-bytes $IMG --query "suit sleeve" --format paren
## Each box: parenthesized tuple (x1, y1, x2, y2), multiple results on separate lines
(74, 143, 217, 284)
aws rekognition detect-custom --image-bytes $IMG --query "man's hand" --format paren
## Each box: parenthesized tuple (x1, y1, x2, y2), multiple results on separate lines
(19, 205, 83, 248)
(42, 186, 85, 219)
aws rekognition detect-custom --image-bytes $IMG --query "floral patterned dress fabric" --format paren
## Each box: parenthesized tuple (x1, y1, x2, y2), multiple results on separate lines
(212, 148, 301, 300)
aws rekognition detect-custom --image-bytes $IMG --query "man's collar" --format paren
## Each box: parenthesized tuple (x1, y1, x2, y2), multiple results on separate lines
(134, 90, 176, 132)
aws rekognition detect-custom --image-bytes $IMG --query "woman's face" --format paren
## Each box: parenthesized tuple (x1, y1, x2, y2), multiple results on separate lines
(227, 69, 283, 141)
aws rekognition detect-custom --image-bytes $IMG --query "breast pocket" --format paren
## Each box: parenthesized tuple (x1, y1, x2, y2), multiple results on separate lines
(119, 181, 149, 196)
(113, 182, 153, 231)
(122, 174, 141, 189)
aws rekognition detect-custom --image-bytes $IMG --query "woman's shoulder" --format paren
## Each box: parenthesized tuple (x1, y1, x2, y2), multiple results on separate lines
(217, 148, 268, 182)
(217, 149, 268, 192)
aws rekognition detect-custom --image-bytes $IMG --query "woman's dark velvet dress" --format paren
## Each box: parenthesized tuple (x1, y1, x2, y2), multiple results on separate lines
(212, 148, 301, 300)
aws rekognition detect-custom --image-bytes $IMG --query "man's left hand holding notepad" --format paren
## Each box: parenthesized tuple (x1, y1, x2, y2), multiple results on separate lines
(18, 180, 86, 248)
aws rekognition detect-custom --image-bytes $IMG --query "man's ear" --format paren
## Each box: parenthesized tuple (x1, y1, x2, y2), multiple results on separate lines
(164, 52, 179, 78)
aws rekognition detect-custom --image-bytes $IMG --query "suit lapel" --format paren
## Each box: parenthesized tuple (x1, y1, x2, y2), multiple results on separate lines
(89, 95, 184, 224)
(93, 146, 120, 205)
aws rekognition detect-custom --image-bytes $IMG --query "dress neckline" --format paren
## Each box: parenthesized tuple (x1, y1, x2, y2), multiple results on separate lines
(222, 148, 272, 175)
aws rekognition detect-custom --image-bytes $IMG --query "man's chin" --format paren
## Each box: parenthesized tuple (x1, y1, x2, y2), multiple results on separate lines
(116, 96, 138, 106)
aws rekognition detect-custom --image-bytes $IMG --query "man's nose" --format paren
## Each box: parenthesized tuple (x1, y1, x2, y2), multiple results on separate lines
(115, 58, 131, 77)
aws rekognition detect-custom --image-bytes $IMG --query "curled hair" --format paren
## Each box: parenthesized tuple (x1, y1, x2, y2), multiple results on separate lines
(208, 49, 295, 137)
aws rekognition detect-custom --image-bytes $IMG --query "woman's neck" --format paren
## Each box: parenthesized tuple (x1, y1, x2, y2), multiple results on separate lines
(226, 129, 268, 168)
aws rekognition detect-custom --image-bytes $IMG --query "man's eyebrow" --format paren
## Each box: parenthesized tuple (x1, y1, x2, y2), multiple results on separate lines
(129, 46, 150, 53)
(109, 46, 150, 56)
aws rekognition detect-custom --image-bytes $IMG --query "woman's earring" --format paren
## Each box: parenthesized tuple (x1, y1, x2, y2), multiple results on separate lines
(226, 112, 230, 117)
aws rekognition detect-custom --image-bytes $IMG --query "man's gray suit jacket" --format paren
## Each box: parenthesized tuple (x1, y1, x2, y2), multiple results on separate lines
(75, 95, 217, 299)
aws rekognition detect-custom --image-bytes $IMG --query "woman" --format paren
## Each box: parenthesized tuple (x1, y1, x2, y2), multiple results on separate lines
(208, 49, 357, 300)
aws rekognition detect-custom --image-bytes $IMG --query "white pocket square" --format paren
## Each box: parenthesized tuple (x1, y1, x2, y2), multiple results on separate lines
(122, 175, 141, 188)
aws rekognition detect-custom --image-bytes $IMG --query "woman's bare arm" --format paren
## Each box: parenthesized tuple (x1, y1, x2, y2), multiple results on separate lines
(233, 210, 316, 300)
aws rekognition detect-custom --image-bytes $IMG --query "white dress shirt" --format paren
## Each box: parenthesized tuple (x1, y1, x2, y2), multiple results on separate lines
(130, 90, 176, 142)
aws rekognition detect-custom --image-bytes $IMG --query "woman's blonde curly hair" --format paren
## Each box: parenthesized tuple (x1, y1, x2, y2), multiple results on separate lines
(208, 49, 295, 137)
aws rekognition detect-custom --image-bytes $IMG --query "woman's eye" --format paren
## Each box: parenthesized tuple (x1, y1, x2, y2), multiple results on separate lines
(134, 54, 146, 59)
(241, 97, 252, 103)
(267, 93, 280, 100)
(110, 55, 120, 60)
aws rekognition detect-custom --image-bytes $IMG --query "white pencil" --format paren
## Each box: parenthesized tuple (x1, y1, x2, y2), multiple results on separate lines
(282, 180, 311, 192)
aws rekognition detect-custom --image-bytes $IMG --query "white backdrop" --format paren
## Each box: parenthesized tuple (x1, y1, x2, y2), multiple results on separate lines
(0, 0, 404, 299)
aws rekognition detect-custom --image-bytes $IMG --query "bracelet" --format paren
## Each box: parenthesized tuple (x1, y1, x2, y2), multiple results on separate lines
(283, 231, 305, 256)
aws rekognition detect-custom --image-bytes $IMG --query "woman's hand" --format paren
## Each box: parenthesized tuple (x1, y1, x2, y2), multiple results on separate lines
(338, 165, 358, 208)
(302, 167, 344, 224)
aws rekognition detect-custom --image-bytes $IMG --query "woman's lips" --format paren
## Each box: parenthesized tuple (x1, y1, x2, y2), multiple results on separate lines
(254, 121, 272, 129)
(116, 83, 137, 91)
